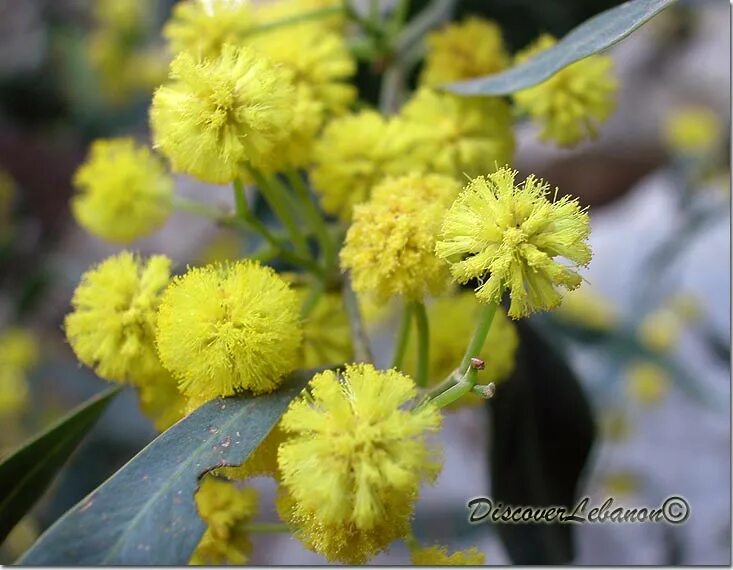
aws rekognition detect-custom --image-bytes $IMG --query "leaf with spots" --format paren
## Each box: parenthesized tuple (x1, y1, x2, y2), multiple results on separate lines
(17, 370, 313, 565)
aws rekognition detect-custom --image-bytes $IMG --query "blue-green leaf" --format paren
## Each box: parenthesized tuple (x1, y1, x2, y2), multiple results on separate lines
(18, 370, 313, 565)
(0, 386, 121, 544)
(442, 0, 676, 96)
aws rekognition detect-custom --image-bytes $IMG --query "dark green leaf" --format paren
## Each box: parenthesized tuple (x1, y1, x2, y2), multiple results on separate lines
(488, 320, 595, 564)
(18, 370, 313, 566)
(0, 386, 121, 543)
(443, 0, 676, 95)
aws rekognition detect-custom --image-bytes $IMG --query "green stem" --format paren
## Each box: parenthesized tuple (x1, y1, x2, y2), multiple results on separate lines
(458, 301, 498, 376)
(245, 165, 310, 258)
(413, 301, 430, 388)
(286, 169, 335, 270)
(425, 368, 478, 410)
(242, 522, 291, 534)
(342, 274, 373, 362)
(391, 302, 414, 370)
(231, 181, 323, 276)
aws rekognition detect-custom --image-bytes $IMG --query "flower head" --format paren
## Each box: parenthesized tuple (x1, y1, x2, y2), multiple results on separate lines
(300, 292, 353, 369)
(401, 88, 514, 180)
(0, 328, 38, 373)
(513, 34, 617, 147)
(252, 23, 355, 115)
(663, 106, 721, 156)
(277, 364, 442, 563)
(72, 139, 172, 243)
(311, 111, 429, 220)
(411, 545, 486, 565)
(405, 293, 517, 406)
(436, 167, 592, 318)
(156, 260, 302, 406)
(163, 0, 256, 59)
(638, 308, 681, 353)
(190, 476, 259, 565)
(216, 421, 289, 481)
(151, 44, 295, 183)
(65, 252, 172, 384)
(420, 17, 509, 86)
(626, 361, 669, 406)
(340, 174, 459, 302)
(555, 285, 618, 331)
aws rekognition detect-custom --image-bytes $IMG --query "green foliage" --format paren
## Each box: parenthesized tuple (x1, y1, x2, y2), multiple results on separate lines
(17, 370, 312, 565)
(0, 386, 121, 544)
(443, 0, 676, 95)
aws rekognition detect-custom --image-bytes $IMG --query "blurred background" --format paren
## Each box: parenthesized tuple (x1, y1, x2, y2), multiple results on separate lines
(0, 0, 729, 565)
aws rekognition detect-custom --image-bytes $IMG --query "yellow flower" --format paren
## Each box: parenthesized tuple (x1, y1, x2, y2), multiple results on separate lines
(555, 286, 618, 331)
(252, 23, 355, 115)
(150, 44, 295, 184)
(626, 361, 669, 406)
(420, 17, 509, 86)
(600, 471, 639, 496)
(404, 293, 518, 407)
(190, 476, 259, 565)
(400, 88, 515, 180)
(255, 0, 345, 32)
(513, 34, 618, 147)
(663, 106, 720, 155)
(436, 167, 592, 318)
(340, 174, 460, 302)
(411, 545, 486, 565)
(0, 370, 29, 415)
(638, 309, 681, 353)
(136, 371, 186, 432)
(277, 364, 442, 563)
(72, 138, 173, 243)
(311, 111, 429, 220)
(93, 0, 151, 33)
(163, 0, 256, 59)
(0, 328, 38, 373)
(65, 252, 172, 384)
(667, 293, 702, 323)
(216, 422, 288, 481)
(156, 260, 302, 407)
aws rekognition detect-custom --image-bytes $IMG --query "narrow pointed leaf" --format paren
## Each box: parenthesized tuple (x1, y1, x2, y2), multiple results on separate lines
(18, 370, 313, 565)
(443, 0, 676, 96)
(0, 386, 121, 543)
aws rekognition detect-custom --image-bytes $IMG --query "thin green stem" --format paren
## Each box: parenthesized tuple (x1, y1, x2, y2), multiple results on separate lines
(391, 302, 414, 370)
(245, 165, 310, 257)
(242, 522, 291, 534)
(413, 301, 430, 388)
(286, 169, 335, 270)
(427, 369, 478, 409)
(458, 301, 498, 376)
(342, 273, 373, 362)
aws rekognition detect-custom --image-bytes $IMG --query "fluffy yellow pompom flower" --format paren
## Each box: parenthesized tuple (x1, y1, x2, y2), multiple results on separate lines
(513, 34, 617, 147)
(638, 308, 681, 353)
(0, 370, 29, 415)
(163, 0, 256, 59)
(150, 44, 295, 184)
(216, 422, 288, 481)
(340, 174, 460, 302)
(663, 106, 721, 155)
(72, 139, 173, 244)
(0, 328, 38, 373)
(436, 167, 592, 318)
(411, 545, 486, 565)
(405, 293, 517, 406)
(65, 252, 172, 384)
(311, 111, 429, 220)
(401, 88, 515, 180)
(277, 364, 442, 563)
(156, 260, 302, 406)
(420, 17, 509, 86)
(190, 476, 259, 565)
(252, 23, 355, 115)
(626, 361, 669, 406)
